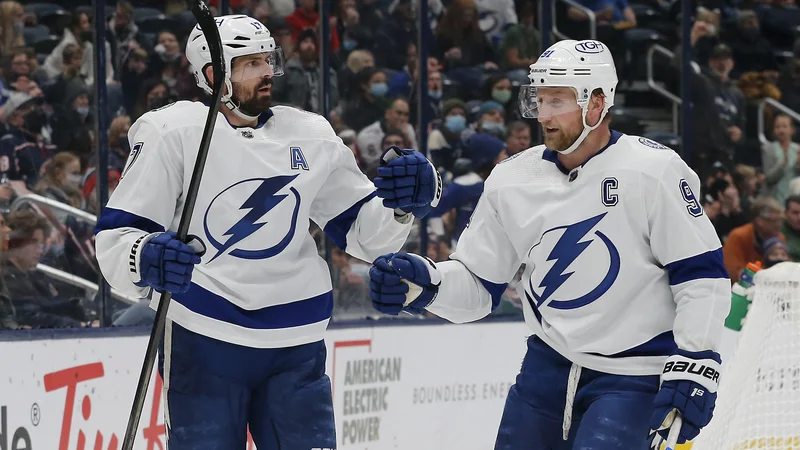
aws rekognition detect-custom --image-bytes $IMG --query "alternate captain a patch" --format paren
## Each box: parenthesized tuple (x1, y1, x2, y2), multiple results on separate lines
(290, 146, 309, 171)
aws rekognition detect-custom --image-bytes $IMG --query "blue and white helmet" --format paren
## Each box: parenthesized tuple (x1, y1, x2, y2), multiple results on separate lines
(186, 14, 284, 120)
(519, 39, 618, 154)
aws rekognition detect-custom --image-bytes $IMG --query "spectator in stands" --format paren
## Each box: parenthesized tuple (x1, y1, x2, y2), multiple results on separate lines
(409, 67, 444, 125)
(428, 98, 468, 171)
(33, 152, 83, 222)
(477, 73, 515, 119)
(284, 0, 340, 52)
(761, 236, 792, 267)
(734, 163, 763, 214)
(272, 28, 339, 113)
(108, 1, 139, 72)
(761, 113, 799, 204)
(434, 0, 498, 97)
(782, 195, 800, 260)
(778, 38, 800, 112)
(50, 82, 94, 167)
(706, 176, 748, 242)
(341, 67, 390, 132)
(120, 48, 149, 115)
(568, 0, 637, 27)
(131, 78, 170, 122)
(43, 10, 114, 86)
(472, 100, 507, 140)
(728, 10, 779, 79)
(373, 0, 417, 71)
(705, 44, 746, 158)
(501, 0, 543, 84)
(0, 92, 55, 186)
(723, 196, 785, 282)
(1, 210, 84, 329)
(0, 1, 24, 56)
(329, 246, 371, 320)
(475, 0, 518, 46)
(336, 2, 372, 60)
(82, 168, 120, 215)
(2, 47, 33, 85)
(149, 31, 197, 101)
(428, 133, 507, 242)
(356, 97, 417, 173)
(358, 129, 409, 179)
(105, 115, 132, 173)
(505, 121, 532, 155)
(338, 49, 374, 101)
(43, 43, 86, 109)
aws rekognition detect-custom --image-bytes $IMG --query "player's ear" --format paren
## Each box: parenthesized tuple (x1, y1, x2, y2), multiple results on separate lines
(587, 90, 606, 127)
(203, 64, 215, 86)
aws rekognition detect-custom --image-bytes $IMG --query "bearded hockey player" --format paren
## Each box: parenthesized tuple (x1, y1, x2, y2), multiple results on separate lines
(368, 39, 730, 449)
(94, 15, 440, 449)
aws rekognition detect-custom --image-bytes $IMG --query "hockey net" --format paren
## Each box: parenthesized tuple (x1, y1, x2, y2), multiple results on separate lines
(692, 262, 800, 450)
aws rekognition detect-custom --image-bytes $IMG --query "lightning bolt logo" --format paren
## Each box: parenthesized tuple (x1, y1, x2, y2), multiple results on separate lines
(533, 213, 608, 305)
(206, 175, 299, 262)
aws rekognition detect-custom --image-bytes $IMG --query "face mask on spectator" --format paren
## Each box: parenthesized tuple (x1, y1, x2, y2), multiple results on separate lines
(445, 115, 466, 133)
(492, 89, 512, 104)
(149, 96, 167, 109)
(23, 110, 46, 132)
(482, 121, 506, 135)
(13, 21, 24, 34)
(370, 82, 388, 97)
(429, 90, 442, 100)
(342, 39, 357, 51)
(76, 106, 89, 119)
(67, 173, 82, 186)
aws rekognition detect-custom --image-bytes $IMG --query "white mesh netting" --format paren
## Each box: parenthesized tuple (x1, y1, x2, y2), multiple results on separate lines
(692, 262, 800, 450)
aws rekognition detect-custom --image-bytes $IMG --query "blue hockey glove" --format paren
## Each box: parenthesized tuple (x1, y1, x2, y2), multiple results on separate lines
(132, 231, 202, 294)
(649, 349, 721, 445)
(369, 252, 441, 315)
(374, 147, 442, 218)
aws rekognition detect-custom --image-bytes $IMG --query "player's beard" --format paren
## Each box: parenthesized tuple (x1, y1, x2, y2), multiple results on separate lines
(543, 123, 582, 152)
(232, 78, 272, 117)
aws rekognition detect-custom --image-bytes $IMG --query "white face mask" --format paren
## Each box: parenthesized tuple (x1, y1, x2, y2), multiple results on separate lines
(67, 174, 82, 186)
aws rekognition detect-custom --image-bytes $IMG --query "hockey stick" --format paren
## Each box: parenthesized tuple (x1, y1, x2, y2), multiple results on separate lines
(664, 414, 683, 450)
(120, 1, 225, 449)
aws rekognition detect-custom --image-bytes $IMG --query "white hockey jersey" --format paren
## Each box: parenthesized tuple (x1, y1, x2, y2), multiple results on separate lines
(95, 102, 412, 348)
(428, 131, 731, 375)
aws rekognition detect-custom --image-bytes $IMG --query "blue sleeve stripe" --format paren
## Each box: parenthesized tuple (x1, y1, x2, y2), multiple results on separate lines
(477, 276, 508, 311)
(323, 191, 377, 250)
(666, 248, 729, 285)
(94, 207, 165, 236)
(593, 331, 677, 359)
(173, 283, 333, 329)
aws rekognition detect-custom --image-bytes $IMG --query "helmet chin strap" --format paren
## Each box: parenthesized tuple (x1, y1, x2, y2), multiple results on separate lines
(556, 106, 607, 155)
(221, 78, 260, 123)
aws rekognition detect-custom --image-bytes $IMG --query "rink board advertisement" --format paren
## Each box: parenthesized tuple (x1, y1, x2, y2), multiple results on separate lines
(0, 321, 529, 450)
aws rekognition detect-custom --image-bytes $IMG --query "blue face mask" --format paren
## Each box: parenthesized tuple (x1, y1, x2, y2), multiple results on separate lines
(342, 39, 357, 51)
(445, 115, 466, 133)
(482, 121, 506, 135)
(428, 90, 443, 100)
(370, 82, 389, 97)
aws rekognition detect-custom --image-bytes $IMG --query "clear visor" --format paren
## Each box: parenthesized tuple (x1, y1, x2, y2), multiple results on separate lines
(230, 48, 285, 82)
(518, 85, 582, 119)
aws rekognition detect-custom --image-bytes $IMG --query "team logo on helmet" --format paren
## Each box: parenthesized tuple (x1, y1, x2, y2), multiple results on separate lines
(574, 41, 605, 54)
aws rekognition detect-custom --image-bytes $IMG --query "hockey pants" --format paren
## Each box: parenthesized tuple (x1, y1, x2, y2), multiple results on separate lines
(495, 335, 660, 450)
(157, 320, 336, 449)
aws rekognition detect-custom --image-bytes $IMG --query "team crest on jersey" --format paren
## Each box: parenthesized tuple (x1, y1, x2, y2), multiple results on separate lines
(638, 137, 670, 150)
(526, 213, 620, 310)
(203, 175, 301, 262)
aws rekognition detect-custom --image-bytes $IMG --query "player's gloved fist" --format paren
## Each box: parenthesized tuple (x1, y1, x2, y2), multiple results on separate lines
(369, 252, 441, 315)
(132, 231, 203, 294)
(649, 349, 721, 445)
(374, 147, 442, 218)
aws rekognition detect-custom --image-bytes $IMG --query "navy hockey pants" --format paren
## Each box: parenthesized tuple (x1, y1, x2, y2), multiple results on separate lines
(495, 335, 660, 450)
(157, 320, 336, 450)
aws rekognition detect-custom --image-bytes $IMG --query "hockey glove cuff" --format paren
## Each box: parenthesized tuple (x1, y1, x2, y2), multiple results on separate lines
(374, 147, 442, 218)
(649, 349, 722, 444)
(369, 253, 441, 315)
(131, 231, 203, 294)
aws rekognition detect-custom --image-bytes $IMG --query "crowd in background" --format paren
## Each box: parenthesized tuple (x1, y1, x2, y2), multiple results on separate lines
(0, 0, 798, 329)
